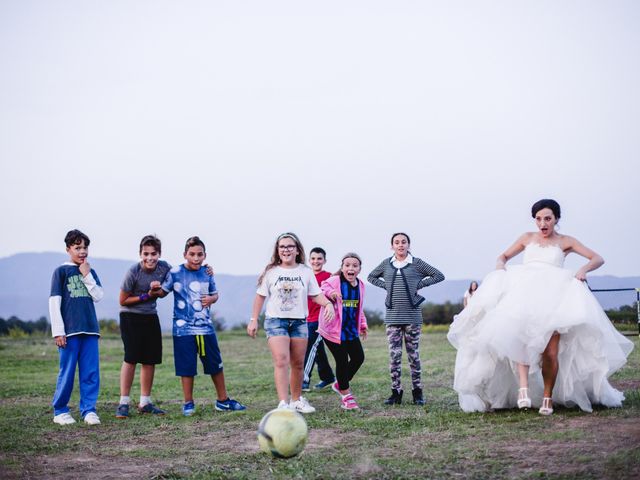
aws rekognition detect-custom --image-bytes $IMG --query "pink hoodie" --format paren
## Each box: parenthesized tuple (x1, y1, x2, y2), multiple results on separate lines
(318, 275, 368, 344)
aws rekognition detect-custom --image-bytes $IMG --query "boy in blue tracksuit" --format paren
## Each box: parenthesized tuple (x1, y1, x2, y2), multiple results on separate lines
(49, 229, 103, 425)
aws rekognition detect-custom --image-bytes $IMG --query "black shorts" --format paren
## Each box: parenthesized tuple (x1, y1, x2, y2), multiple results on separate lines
(120, 312, 163, 365)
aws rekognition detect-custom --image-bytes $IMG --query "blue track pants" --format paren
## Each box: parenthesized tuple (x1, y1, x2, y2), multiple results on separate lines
(52, 334, 100, 418)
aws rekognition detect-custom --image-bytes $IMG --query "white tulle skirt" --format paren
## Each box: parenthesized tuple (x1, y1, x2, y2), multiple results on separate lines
(448, 263, 634, 412)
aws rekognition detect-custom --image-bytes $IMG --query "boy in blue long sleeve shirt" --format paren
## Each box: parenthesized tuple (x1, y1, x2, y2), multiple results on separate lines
(49, 229, 103, 425)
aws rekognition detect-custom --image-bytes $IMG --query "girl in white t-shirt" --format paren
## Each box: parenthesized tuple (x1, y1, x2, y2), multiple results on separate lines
(247, 233, 334, 413)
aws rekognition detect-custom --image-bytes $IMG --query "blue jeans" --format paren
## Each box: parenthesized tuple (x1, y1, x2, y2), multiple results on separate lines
(52, 334, 100, 418)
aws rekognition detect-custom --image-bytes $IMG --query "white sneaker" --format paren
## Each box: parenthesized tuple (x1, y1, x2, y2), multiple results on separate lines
(277, 400, 292, 410)
(53, 412, 76, 425)
(83, 412, 101, 425)
(291, 396, 316, 414)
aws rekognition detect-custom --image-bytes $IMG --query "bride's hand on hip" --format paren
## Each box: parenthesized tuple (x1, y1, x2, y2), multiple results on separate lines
(575, 268, 588, 282)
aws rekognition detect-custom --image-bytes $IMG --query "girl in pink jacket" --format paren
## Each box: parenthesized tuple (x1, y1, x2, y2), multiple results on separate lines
(318, 253, 368, 410)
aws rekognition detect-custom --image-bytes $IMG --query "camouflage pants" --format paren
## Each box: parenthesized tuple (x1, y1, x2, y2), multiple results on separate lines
(386, 324, 422, 390)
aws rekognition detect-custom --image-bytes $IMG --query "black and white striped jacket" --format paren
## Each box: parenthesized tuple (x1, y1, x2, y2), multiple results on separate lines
(368, 256, 445, 312)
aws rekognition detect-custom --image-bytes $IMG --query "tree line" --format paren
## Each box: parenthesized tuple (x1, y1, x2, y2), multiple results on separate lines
(1, 303, 636, 336)
(0, 316, 122, 337)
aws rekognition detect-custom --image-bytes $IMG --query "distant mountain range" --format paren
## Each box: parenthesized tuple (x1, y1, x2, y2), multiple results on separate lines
(1, 253, 637, 332)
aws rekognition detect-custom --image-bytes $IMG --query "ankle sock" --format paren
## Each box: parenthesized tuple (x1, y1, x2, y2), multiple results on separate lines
(119, 396, 130, 405)
(139, 395, 151, 407)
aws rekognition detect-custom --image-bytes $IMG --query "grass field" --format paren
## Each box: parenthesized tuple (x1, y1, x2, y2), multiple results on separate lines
(0, 329, 638, 479)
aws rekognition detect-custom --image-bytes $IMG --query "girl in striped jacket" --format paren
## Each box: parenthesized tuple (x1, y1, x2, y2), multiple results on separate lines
(367, 233, 444, 406)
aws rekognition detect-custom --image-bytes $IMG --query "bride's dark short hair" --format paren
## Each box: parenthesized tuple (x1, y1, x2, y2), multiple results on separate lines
(531, 199, 561, 220)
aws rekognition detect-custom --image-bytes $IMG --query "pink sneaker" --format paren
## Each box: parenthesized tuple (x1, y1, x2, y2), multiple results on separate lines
(341, 394, 359, 410)
(332, 381, 342, 396)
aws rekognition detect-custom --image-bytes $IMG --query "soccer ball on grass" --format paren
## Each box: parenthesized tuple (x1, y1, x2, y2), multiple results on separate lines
(257, 408, 308, 458)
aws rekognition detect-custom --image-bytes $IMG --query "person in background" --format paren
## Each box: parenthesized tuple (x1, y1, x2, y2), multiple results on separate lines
(463, 281, 478, 308)
(302, 247, 336, 392)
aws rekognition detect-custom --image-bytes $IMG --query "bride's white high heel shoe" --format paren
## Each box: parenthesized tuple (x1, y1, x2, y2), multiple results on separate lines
(539, 397, 553, 415)
(517, 387, 531, 409)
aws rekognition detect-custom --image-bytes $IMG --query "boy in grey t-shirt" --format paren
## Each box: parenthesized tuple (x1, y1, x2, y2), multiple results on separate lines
(116, 235, 171, 418)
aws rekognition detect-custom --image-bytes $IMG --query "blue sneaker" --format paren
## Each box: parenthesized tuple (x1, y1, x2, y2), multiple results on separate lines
(314, 379, 334, 390)
(115, 404, 129, 419)
(183, 401, 196, 417)
(215, 398, 246, 411)
(302, 381, 311, 392)
(138, 403, 166, 415)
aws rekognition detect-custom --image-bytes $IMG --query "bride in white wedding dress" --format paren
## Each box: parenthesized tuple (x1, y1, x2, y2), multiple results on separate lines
(448, 199, 634, 415)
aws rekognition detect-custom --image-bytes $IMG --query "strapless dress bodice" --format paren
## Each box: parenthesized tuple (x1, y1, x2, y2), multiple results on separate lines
(522, 243, 565, 267)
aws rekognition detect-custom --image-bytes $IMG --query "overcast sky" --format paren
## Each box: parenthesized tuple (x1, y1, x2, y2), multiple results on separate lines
(1, 1, 638, 280)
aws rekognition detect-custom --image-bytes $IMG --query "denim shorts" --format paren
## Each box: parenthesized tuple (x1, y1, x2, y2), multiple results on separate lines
(264, 318, 308, 339)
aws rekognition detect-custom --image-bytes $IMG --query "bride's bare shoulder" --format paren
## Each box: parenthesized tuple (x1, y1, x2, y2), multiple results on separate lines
(557, 234, 577, 248)
(519, 232, 537, 245)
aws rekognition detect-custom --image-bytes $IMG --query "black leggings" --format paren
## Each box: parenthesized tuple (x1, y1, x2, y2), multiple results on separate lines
(323, 337, 365, 391)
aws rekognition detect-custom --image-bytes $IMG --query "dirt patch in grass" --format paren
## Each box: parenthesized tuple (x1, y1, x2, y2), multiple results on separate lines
(349, 454, 384, 477)
(306, 427, 367, 451)
(351, 414, 639, 479)
(612, 379, 640, 391)
(1, 452, 175, 480)
(1, 425, 364, 479)
(494, 416, 640, 478)
(3, 413, 638, 479)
